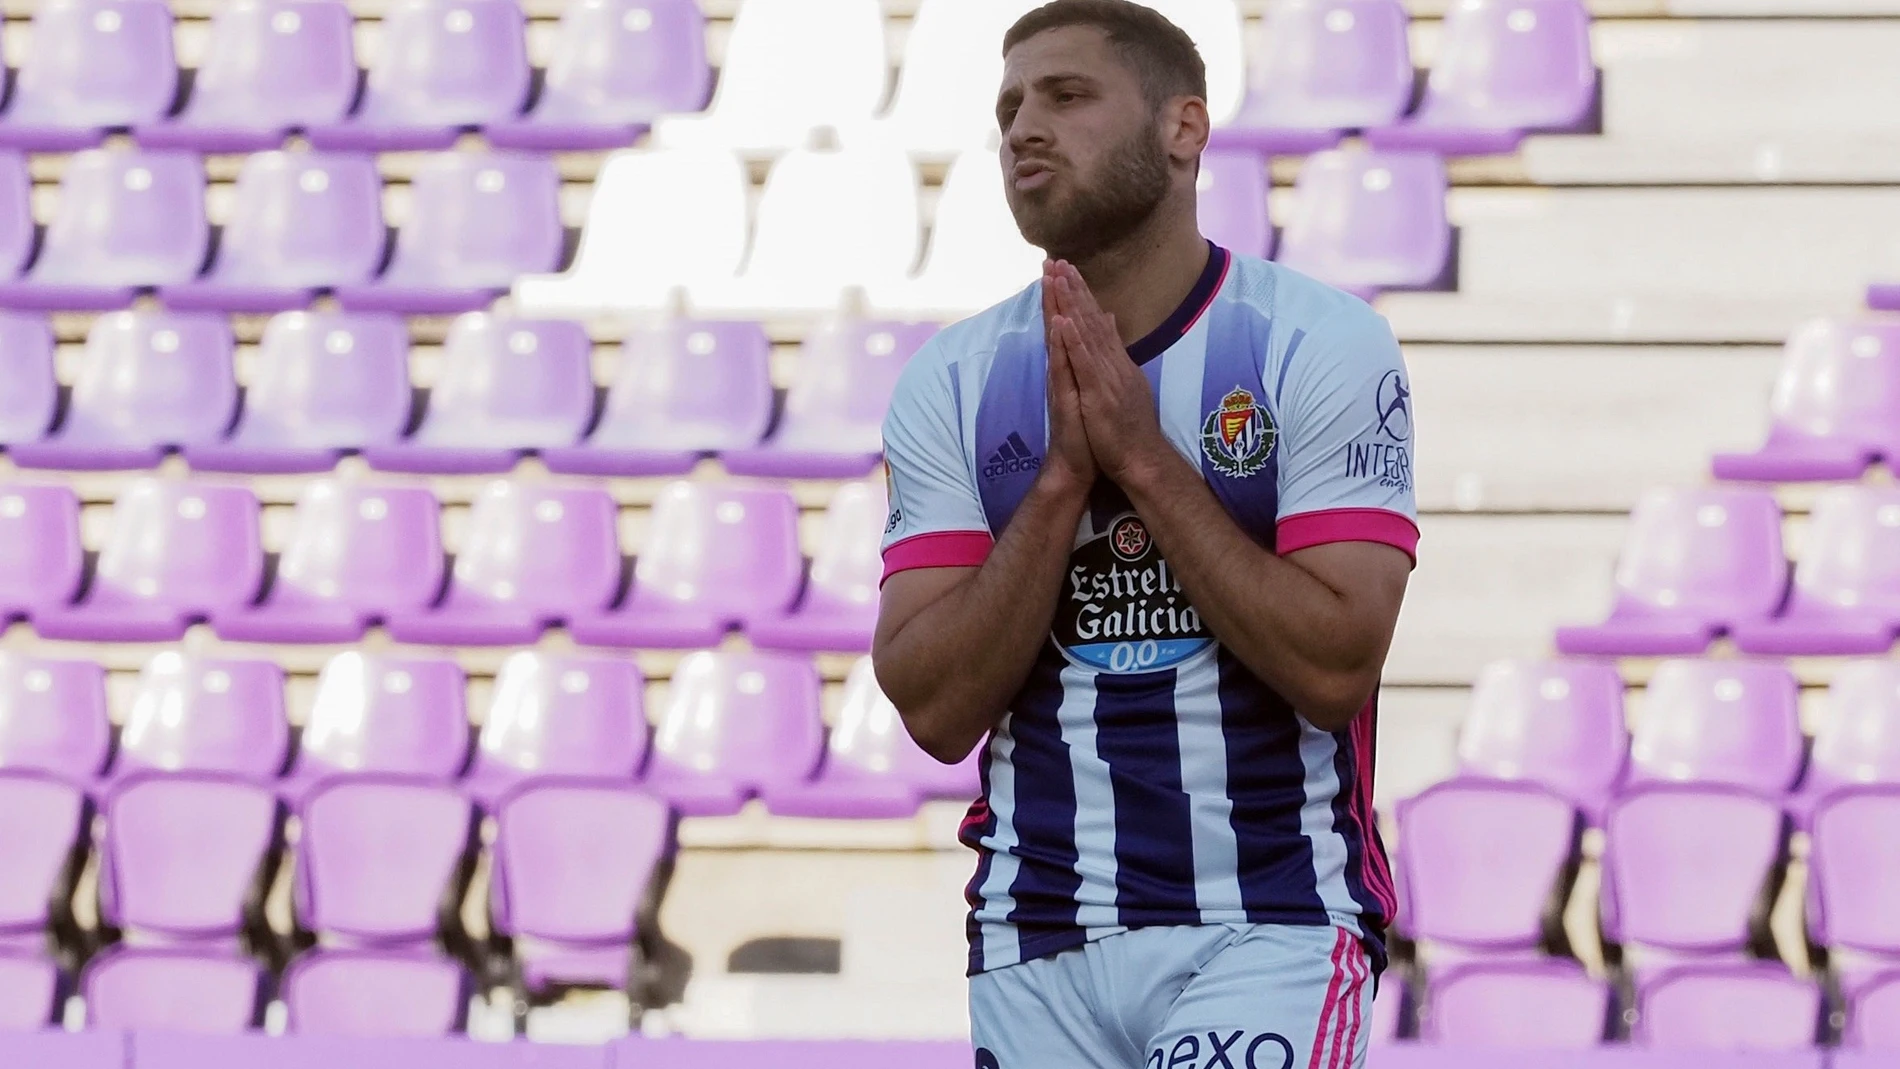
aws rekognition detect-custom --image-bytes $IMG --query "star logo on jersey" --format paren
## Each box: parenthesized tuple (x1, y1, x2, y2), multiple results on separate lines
(1201, 387, 1276, 478)
(1109, 516, 1150, 561)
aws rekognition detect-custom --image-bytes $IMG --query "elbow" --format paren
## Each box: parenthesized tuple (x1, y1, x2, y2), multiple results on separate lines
(898, 705, 986, 765)
(1299, 671, 1379, 733)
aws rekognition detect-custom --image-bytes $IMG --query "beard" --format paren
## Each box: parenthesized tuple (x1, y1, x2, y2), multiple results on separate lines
(1009, 120, 1171, 263)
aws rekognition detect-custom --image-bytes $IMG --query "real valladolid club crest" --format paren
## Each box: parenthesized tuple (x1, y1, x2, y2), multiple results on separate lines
(1201, 386, 1276, 478)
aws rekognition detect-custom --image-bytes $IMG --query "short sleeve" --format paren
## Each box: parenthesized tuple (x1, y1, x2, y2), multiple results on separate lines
(1274, 307, 1420, 563)
(879, 341, 994, 584)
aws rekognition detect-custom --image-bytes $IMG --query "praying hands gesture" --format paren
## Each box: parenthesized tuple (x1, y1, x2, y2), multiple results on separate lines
(1042, 259, 1173, 486)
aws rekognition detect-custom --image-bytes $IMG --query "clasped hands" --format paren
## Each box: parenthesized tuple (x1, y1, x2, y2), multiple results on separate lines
(1041, 259, 1170, 490)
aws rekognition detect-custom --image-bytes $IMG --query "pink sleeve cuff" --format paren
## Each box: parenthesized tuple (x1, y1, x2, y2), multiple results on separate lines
(881, 531, 995, 585)
(1277, 508, 1419, 564)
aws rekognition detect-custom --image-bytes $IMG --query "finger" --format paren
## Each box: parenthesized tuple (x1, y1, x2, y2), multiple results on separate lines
(1060, 318, 1100, 383)
(1061, 263, 1105, 318)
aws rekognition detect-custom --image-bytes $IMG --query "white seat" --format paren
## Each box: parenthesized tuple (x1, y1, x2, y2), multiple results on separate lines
(869, 149, 1042, 320)
(651, 0, 887, 153)
(840, 0, 1042, 157)
(511, 147, 746, 317)
(1147, 0, 1247, 125)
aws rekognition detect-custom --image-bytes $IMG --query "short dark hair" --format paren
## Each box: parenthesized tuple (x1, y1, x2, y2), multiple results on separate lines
(1003, 0, 1208, 110)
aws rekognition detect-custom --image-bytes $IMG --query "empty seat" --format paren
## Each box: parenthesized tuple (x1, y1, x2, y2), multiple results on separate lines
(185, 312, 412, 474)
(640, 651, 824, 816)
(1147, 0, 1247, 126)
(0, 150, 208, 311)
(1211, 0, 1413, 154)
(486, 0, 711, 151)
(868, 148, 1043, 319)
(1456, 660, 1628, 820)
(9, 311, 236, 470)
(1625, 659, 1804, 796)
(0, 156, 37, 286)
(0, 654, 111, 781)
(1732, 487, 1900, 656)
(723, 320, 937, 478)
(1630, 963, 1820, 1050)
(287, 655, 470, 798)
(1369, 0, 1597, 154)
(1601, 784, 1785, 956)
(466, 652, 649, 807)
(1713, 320, 1900, 483)
(0, 771, 88, 952)
(111, 654, 289, 782)
(364, 315, 593, 474)
(385, 482, 621, 646)
(1197, 150, 1273, 261)
(1395, 780, 1579, 950)
(137, 0, 356, 152)
(100, 774, 279, 940)
(1845, 969, 1900, 1051)
(0, 0, 177, 151)
(0, 485, 84, 625)
(215, 482, 445, 644)
(81, 947, 264, 1033)
(1555, 488, 1788, 656)
(161, 152, 386, 313)
(1418, 960, 1609, 1047)
(307, 0, 530, 151)
(1799, 665, 1900, 809)
(0, 313, 56, 446)
(281, 950, 471, 1038)
(336, 152, 562, 314)
(1275, 149, 1451, 299)
(840, 0, 1039, 156)
(750, 481, 888, 653)
(0, 952, 59, 1030)
(541, 319, 773, 477)
(35, 482, 263, 643)
(296, 778, 474, 941)
(1808, 787, 1900, 960)
(570, 483, 802, 650)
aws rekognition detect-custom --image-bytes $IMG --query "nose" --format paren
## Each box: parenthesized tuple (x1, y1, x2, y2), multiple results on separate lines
(1004, 104, 1050, 159)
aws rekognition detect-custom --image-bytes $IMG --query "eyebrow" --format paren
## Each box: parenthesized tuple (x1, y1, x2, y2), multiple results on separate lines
(995, 72, 1100, 117)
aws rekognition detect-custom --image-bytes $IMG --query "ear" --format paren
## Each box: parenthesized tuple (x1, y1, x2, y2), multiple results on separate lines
(1165, 96, 1211, 166)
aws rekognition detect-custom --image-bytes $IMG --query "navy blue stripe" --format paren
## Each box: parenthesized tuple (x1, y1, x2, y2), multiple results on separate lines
(961, 742, 998, 975)
(1275, 327, 1307, 404)
(1001, 655, 1083, 932)
(1128, 243, 1228, 366)
(1199, 301, 1282, 545)
(1093, 669, 1197, 914)
(973, 331, 1047, 533)
(1328, 725, 1379, 922)
(1216, 649, 1330, 924)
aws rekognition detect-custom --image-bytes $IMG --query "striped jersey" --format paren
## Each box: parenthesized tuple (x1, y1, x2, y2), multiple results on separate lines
(879, 244, 1417, 976)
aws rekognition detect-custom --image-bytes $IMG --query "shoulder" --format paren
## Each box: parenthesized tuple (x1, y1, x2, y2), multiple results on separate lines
(1220, 253, 1389, 342)
(889, 282, 1043, 414)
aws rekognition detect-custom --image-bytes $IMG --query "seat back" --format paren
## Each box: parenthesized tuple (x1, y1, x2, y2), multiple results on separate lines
(1809, 787, 1900, 954)
(1278, 149, 1450, 291)
(411, 315, 593, 450)
(90, 481, 264, 621)
(282, 953, 470, 1038)
(448, 483, 622, 617)
(890, 148, 1044, 314)
(1197, 150, 1273, 260)
(116, 653, 288, 781)
(82, 949, 263, 1033)
(1422, 0, 1596, 130)
(61, 312, 236, 449)
(0, 155, 34, 281)
(1628, 659, 1804, 795)
(298, 779, 472, 940)
(731, 146, 919, 302)
(589, 319, 773, 451)
(0, 313, 55, 442)
(697, 0, 887, 141)
(868, 0, 1040, 151)
(34, 150, 207, 286)
(1809, 662, 1900, 797)
(1144, 0, 1247, 124)
(473, 652, 648, 794)
(1765, 320, 1900, 455)
(0, 654, 111, 780)
(357, 0, 529, 127)
(773, 321, 937, 454)
(296, 653, 469, 787)
(1601, 784, 1785, 952)
(382, 153, 563, 289)
(10, 0, 177, 128)
(1458, 659, 1628, 811)
(1633, 964, 1820, 1050)
(0, 771, 86, 932)
(538, 0, 711, 122)
(632, 483, 803, 622)
(826, 656, 976, 800)
(648, 652, 824, 796)
(1398, 780, 1579, 949)
(236, 312, 412, 450)
(183, 0, 358, 128)
(493, 782, 670, 943)
(1246, 0, 1413, 128)
(0, 485, 83, 617)
(1422, 961, 1610, 1047)
(101, 774, 278, 937)
(210, 152, 385, 287)
(1790, 486, 1900, 617)
(1609, 487, 1788, 624)
(802, 484, 889, 617)
(273, 481, 444, 617)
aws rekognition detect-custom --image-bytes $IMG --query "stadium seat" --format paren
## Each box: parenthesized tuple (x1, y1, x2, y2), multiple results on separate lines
(749, 481, 887, 653)
(296, 778, 473, 941)
(1369, 0, 1597, 154)
(1600, 783, 1786, 956)
(1456, 659, 1629, 820)
(99, 773, 278, 940)
(0, 149, 208, 310)
(0, 485, 84, 625)
(1732, 487, 1900, 655)
(81, 946, 265, 1032)
(0, 655, 112, 782)
(282, 950, 472, 1038)
(1796, 664, 1900, 812)
(385, 482, 621, 646)
(1808, 787, 1900, 962)
(486, 0, 712, 151)
(571, 483, 803, 650)
(1844, 969, 1900, 1050)
(465, 652, 649, 807)
(723, 320, 937, 478)
(184, 312, 412, 474)
(0, 771, 87, 950)
(0, 0, 177, 151)
(511, 148, 749, 317)
(1416, 960, 1610, 1047)
(34, 482, 264, 643)
(1368, 975, 1402, 1045)
(840, 0, 1040, 156)
(335, 152, 563, 314)
(111, 654, 289, 782)
(136, 0, 358, 153)
(1712, 320, 1900, 483)
(1211, 0, 1413, 154)
(1275, 149, 1451, 300)
(541, 319, 773, 477)
(490, 782, 671, 993)
(868, 148, 1044, 319)
(363, 315, 594, 474)
(1629, 962, 1821, 1050)
(0, 156, 36, 286)
(0, 313, 54, 446)
(641, 651, 824, 816)
(161, 151, 386, 313)
(9, 311, 236, 471)
(1395, 779, 1579, 949)
(763, 656, 979, 818)
(0, 952, 59, 1030)
(1197, 149, 1273, 261)
(1625, 659, 1804, 796)
(286, 654, 470, 797)
(1145, 0, 1247, 125)
(306, 0, 530, 151)
(1554, 488, 1788, 656)
(214, 482, 445, 644)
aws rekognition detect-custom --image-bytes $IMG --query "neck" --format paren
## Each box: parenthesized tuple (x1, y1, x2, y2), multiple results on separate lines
(1070, 198, 1211, 347)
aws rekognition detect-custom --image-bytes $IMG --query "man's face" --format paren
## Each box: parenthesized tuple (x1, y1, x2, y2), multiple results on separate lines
(996, 26, 1172, 262)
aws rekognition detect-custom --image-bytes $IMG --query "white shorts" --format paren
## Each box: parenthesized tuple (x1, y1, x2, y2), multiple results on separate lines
(969, 924, 1375, 1069)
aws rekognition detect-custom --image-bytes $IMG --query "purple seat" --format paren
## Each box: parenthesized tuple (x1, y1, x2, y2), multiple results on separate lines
(287, 654, 469, 798)
(8, 311, 235, 470)
(0, 485, 84, 624)
(542, 320, 773, 477)
(1631, 963, 1820, 1050)
(185, 312, 412, 474)
(491, 781, 671, 993)
(1808, 787, 1900, 961)
(1197, 149, 1273, 261)
(133, 1032, 616, 1069)
(215, 482, 444, 644)
(297, 778, 473, 942)
(486, 0, 712, 151)
(640, 651, 823, 816)
(0, 654, 112, 781)
(0, 1028, 122, 1066)
(0, 771, 88, 951)
(0, 951, 59, 1029)
(1418, 960, 1609, 1047)
(34, 481, 263, 643)
(1456, 659, 1628, 820)
(385, 482, 621, 646)
(1395, 780, 1579, 949)
(1601, 783, 1785, 956)
(1732, 487, 1900, 655)
(1369, 0, 1597, 154)
(0, 150, 207, 311)
(1275, 149, 1450, 300)
(0, 156, 36, 286)
(282, 950, 472, 1037)
(1713, 321, 1900, 483)
(1211, 0, 1413, 155)
(307, 0, 530, 152)
(82, 947, 264, 1033)
(1796, 664, 1900, 813)
(136, 0, 358, 153)
(570, 483, 801, 650)
(363, 315, 593, 474)
(100, 773, 278, 940)
(334, 152, 562, 314)
(1625, 659, 1803, 797)
(1845, 969, 1900, 1050)
(161, 152, 385, 313)
(723, 321, 937, 478)
(1555, 488, 1788, 656)
(110, 654, 288, 782)
(0, 313, 57, 445)
(465, 652, 648, 807)
(763, 655, 976, 819)
(750, 481, 886, 653)
(0, 0, 178, 151)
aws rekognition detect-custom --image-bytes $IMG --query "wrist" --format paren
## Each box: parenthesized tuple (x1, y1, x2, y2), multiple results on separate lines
(1032, 461, 1093, 502)
(1111, 444, 1178, 498)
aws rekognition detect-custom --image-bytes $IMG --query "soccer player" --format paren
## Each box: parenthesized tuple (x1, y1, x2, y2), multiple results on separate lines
(872, 1, 1416, 1066)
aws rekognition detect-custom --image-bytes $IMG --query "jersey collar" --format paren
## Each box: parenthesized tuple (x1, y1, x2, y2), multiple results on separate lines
(1125, 241, 1230, 367)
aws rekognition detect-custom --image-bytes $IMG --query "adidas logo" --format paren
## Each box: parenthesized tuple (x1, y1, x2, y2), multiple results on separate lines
(982, 432, 1042, 479)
